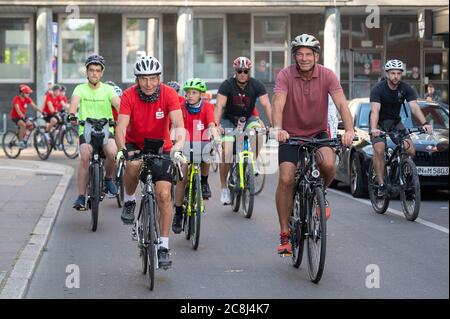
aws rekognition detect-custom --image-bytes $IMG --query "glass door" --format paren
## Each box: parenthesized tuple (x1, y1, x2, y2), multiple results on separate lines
(351, 49, 384, 98)
(254, 49, 285, 83)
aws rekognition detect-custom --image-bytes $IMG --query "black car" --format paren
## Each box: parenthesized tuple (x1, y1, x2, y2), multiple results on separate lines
(333, 98, 449, 198)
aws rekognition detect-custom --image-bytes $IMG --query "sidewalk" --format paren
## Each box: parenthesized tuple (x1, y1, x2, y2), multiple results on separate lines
(0, 158, 74, 298)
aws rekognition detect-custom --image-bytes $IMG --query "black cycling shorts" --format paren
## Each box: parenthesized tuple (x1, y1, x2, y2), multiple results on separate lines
(278, 131, 329, 166)
(371, 119, 409, 145)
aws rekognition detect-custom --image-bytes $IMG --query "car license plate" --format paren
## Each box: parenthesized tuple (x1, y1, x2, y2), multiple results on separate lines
(416, 166, 449, 176)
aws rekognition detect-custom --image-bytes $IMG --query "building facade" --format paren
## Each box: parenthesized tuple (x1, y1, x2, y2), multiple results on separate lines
(0, 0, 448, 127)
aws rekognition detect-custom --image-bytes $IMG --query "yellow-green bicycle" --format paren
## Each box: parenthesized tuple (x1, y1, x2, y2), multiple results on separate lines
(181, 146, 204, 250)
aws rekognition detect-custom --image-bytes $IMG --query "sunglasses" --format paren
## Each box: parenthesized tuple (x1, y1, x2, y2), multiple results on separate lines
(236, 69, 249, 74)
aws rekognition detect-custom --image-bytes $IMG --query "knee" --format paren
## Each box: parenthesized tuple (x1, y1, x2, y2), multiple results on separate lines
(278, 173, 294, 189)
(156, 188, 171, 203)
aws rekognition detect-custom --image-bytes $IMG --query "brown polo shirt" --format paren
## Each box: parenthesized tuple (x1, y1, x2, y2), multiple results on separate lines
(273, 63, 342, 138)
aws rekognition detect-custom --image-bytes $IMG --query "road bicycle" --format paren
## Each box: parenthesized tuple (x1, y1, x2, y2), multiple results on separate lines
(287, 135, 354, 283)
(180, 142, 204, 250)
(79, 118, 114, 232)
(130, 139, 179, 290)
(2, 116, 49, 159)
(37, 111, 79, 160)
(368, 127, 426, 221)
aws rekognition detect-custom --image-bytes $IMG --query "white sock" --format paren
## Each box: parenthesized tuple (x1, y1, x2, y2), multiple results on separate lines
(160, 237, 169, 250)
(124, 193, 136, 203)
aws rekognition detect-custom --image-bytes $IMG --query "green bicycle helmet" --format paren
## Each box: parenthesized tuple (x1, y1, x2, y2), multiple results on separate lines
(183, 78, 207, 93)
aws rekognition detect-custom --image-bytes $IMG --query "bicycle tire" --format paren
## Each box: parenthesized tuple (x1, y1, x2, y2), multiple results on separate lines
(191, 171, 202, 250)
(146, 197, 157, 291)
(306, 186, 327, 284)
(254, 155, 266, 195)
(230, 165, 241, 212)
(184, 182, 192, 240)
(2, 130, 22, 159)
(116, 160, 125, 208)
(368, 160, 390, 214)
(241, 161, 255, 219)
(139, 202, 148, 275)
(90, 163, 100, 232)
(62, 126, 79, 159)
(291, 192, 305, 268)
(33, 129, 51, 160)
(399, 158, 421, 221)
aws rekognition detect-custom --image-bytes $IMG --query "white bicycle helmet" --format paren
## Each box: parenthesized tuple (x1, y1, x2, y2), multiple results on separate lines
(385, 59, 405, 72)
(291, 34, 321, 54)
(134, 56, 162, 76)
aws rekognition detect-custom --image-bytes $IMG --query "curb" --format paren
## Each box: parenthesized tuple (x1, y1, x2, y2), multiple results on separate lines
(0, 160, 74, 299)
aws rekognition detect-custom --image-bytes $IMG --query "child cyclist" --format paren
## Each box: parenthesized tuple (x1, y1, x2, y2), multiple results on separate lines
(172, 78, 220, 234)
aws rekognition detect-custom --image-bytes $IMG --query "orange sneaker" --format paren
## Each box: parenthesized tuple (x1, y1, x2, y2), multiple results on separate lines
(277, 232, 292, 255)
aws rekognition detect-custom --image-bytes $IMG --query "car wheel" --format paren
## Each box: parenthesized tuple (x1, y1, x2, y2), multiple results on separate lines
(350, 153, 368, 198)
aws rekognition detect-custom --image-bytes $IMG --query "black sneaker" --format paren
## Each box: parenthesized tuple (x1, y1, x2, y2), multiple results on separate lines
(121, 200, 136, 224)
(73, 195, 87, 211)
(172, 213, 183, 234)
(377, 184, 388, 197)
(157, 247, 172, 269)
(201, 181, 211, 199)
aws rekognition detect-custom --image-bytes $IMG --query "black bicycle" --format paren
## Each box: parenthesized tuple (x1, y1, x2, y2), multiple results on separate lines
(130, 139, 180, 291)
(79, 118, 114, 232)
(287, 135, 354, 284)
(368, 127, 426, 221)
(39, 111, 79, 160)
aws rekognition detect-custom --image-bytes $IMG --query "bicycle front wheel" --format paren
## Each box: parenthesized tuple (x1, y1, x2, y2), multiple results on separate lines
(2, 130, 22, 159)
(241, 161, 255, 219)
(33, 129, 51, 160)
(191, 171, 202, 250)
(62, 126, 79, 159)
(229, 165, 241, 212)
(144, 197, 157, 291)
(89, 163, 101, 232)
(399, 158, 421, 221)
(291, 192, 305, 268)
(138, 203, 148, 275)
(306, 187, 327, 284)
(116, 160, 125, 208)
(368, 160, 390, 214)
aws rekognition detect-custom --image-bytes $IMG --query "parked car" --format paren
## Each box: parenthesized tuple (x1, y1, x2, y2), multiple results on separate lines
(333, 98, 449, 198)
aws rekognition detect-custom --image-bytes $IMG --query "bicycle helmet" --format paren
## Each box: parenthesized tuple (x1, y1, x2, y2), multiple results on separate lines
(167, 81, 181, 93)
(19, 84, 33, 94)
(105, 81, 123, 97)
(85, 54, 105, 70)
(134, 56, 162, 76)
(385, 59, 405, 72)
(290, 34, 321, 54)
(183, 78, 207, 93)
(233, 57, 252, 70)
(52, 84, 62, 91)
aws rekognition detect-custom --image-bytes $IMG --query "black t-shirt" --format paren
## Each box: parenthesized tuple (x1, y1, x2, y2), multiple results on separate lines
(370, 79, 417, 124)
(218, 77, 267, 120)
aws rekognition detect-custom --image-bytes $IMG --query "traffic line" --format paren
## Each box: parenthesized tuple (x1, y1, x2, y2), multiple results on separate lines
(327, 188, 449, 235)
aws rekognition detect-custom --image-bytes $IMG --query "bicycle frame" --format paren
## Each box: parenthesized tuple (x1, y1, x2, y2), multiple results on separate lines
(234, 131, 255, 190)
(186, 160, 203, 217)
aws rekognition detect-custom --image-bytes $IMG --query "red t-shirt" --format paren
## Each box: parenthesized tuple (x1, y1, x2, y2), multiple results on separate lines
(58, 95, 68, 112)
(273, 63, 342, 138)
(10, 96, 33, 119)
(120, 84, 181, 152)
(42, 94, 61, 114)
(182, 101, 215, 142)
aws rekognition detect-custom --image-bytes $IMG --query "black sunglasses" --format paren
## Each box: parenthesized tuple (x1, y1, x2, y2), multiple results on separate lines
(236, 69, 249, 74)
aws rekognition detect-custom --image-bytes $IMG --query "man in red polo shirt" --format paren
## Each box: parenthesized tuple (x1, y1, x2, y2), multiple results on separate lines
(10, 84, 42, 148)
(272, 34, 355, 255)
(115, 56, 185, 269)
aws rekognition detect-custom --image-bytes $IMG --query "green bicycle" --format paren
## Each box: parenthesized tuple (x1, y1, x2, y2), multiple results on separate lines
(181, 144, 204, 250)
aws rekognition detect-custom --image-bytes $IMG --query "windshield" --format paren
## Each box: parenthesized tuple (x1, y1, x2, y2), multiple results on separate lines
(358, 102, 449, 130)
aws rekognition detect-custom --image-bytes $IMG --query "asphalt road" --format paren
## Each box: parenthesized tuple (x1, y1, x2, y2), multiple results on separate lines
(10, 150, 448, 299)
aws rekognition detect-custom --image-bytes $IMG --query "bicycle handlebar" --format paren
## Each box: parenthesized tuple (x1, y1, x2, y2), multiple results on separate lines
(126, 151, 184, 182)
(369, 127, 427, 138)
(286, 135, 358, 148)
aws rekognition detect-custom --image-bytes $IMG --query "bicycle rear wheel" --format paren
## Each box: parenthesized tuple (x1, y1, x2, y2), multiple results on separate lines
(241, 161, 255, 219)
(254, 155, 266, 195)
(399, 158, 421, 221)
(291, 192, 305, 268)
(2, 130, 22, 158)
(306, 187, 327, 284)
(368, 160, 390, 214)
(33, 129, 51, 160)
(62, 126, 79, 159)
(90, 163, 100, 232)
(191, 171, 202, 250)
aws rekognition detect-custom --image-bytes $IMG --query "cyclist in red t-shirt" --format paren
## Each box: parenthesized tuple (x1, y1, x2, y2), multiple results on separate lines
(172, 78, 220, 234)
(115, 56, 185, 269)
(9, 84, 42, 148)
(43, 84, 66, 133)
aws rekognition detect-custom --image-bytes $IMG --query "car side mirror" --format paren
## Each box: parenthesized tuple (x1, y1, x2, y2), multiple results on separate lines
(337, 121, 345, 130)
